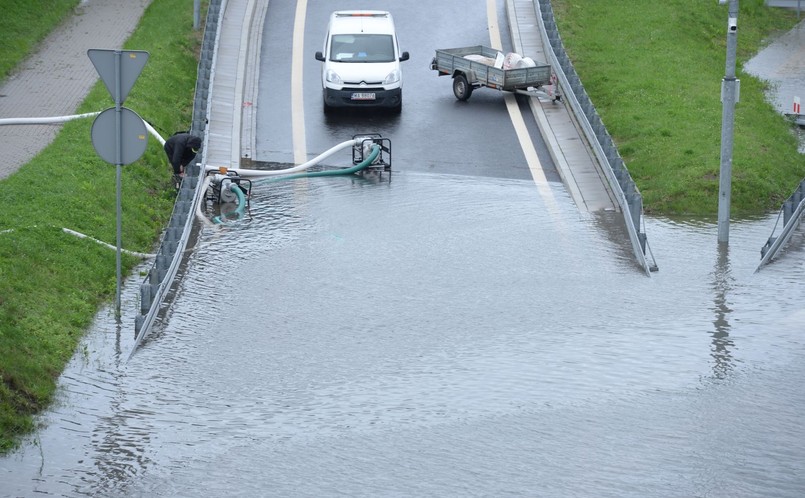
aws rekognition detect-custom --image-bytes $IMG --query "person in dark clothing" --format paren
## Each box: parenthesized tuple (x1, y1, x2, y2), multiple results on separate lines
(163, 132, 202, 182)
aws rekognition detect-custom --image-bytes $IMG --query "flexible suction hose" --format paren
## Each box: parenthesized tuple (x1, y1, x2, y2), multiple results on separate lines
(203, 139, 361, 178)
(258, 144, 381, 185)
(196, 140, 380, 224)
(213, 183, 248, 224)
(0, 112, 165, 145)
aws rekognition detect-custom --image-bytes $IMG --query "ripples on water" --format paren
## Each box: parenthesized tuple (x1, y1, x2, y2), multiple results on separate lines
(2, 172, 805, 497)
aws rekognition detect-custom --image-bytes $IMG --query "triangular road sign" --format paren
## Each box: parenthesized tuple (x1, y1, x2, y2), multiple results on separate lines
(87, 49, 149, 104)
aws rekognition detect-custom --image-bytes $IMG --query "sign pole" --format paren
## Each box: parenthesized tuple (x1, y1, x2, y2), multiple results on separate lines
(88, 48, 149, 322)
(114, 51, 124, 320)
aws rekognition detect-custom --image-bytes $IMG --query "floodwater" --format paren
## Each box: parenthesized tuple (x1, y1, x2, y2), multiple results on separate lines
(744, 18, 805, 115)
(744, 18, 805, 151)
(1, 170, 805, 497)
(3, 16, 805, 498)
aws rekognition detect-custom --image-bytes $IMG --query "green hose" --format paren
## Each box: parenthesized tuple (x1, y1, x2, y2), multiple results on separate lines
(213, 182, 248, 224)
(259, 144, 381, 184)
(213, 144, 382, 224)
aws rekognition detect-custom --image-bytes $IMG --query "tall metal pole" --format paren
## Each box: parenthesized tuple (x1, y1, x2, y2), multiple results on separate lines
(717, 0, 740, 244)
(194, 0, 201, 30)
(114, 51, 123, 320)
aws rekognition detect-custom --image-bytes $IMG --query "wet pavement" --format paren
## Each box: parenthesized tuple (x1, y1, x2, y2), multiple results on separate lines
(744, 19, 805, 151)
(744, 18, 805, 115)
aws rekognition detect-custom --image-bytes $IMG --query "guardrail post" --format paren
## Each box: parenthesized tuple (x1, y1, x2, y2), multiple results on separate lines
(156, 253, 169, 281)
(760, 237, 775, 257)
(140, 283, 151, 315)
(783, 200, 793, 225)
(628, 192, 642, 237)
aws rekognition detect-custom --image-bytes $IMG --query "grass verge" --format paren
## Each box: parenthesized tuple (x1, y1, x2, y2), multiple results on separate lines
(0, 0, 206, 454)
(551, 0, 805, 215)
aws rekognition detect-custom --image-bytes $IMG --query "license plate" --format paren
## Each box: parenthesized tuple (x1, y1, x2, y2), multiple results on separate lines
(351, 92, 376, 101)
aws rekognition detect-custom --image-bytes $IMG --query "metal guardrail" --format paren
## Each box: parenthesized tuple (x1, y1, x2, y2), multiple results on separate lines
(765, 0, 803, 17)
(132, 0, 224, 354)
(534, 0, 655, 274)
(758, 177, 805, 270)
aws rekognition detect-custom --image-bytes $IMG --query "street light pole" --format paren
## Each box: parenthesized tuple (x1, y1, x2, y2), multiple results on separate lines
(717, 0, 740, 244)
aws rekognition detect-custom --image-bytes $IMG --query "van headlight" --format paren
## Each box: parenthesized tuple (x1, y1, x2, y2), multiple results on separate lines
(383, 69, 401, 85)
(325, 69, 343, 85)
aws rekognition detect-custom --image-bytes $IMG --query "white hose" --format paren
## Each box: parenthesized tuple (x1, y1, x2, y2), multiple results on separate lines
(0, 111, 165, 144)
(61, 228, 155, 258)
(195, 175, 217, 227)
(0, 226, 154, 257)
(143, 120, 165, 145)
(0, 112, 101, 125)
(203, 138, 359, 178)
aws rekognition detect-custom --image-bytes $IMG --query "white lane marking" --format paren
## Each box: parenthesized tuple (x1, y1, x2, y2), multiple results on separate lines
(487, 0, 503, 50)
(292, 0, 308, 164)
(486, 0, 559, 209)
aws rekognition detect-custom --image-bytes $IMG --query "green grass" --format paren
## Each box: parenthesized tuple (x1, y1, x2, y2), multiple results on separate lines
(551, 0, 805, 215)
(0, 0, 81, 84)
(0, 0, 206, 453)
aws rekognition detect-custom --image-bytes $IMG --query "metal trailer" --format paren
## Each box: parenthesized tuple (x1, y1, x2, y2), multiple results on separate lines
(430, 45, 555, 101)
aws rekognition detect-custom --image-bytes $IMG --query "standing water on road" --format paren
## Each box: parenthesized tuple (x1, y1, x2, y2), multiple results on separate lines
(2, 169, 804, 497)
(744, 19, 805, 152)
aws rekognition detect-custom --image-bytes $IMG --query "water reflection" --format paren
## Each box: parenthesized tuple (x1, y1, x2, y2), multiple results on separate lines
(590, 209, 647, 273)
(709, 242, 735, 380)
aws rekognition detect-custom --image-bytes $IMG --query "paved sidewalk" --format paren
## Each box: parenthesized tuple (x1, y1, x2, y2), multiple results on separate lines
(0, 0, 151, 180)
(507, 0, 617, 212)
(744, 19, 805, 117)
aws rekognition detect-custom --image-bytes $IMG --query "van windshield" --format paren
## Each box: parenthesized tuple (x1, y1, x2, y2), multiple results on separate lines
(329, 34, 395, 63)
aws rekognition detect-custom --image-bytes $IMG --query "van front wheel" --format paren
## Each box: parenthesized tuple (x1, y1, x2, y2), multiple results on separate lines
(453, 74, 472, 101)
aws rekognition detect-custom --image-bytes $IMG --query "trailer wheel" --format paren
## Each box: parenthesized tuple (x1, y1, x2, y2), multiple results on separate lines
(453, 74, 473, 101)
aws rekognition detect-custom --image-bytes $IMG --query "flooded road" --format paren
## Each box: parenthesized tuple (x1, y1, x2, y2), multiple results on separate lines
(3, 5, 805, 498)
(2, 170, 805, 497)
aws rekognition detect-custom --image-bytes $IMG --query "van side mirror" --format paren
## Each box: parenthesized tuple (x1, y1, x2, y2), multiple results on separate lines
(400, 51, 410, 62)
(315, 51, 325, 62)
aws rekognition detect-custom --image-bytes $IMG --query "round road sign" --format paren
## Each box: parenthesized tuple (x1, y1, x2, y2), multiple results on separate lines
(91, 107, 148, 165)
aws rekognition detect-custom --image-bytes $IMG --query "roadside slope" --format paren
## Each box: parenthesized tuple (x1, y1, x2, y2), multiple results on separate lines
(0, 0, 205, 453)
(551, 0, 805, 215)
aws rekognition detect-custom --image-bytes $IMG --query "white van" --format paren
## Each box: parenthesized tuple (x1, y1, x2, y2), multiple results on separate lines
(314, 11, 409, 113)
